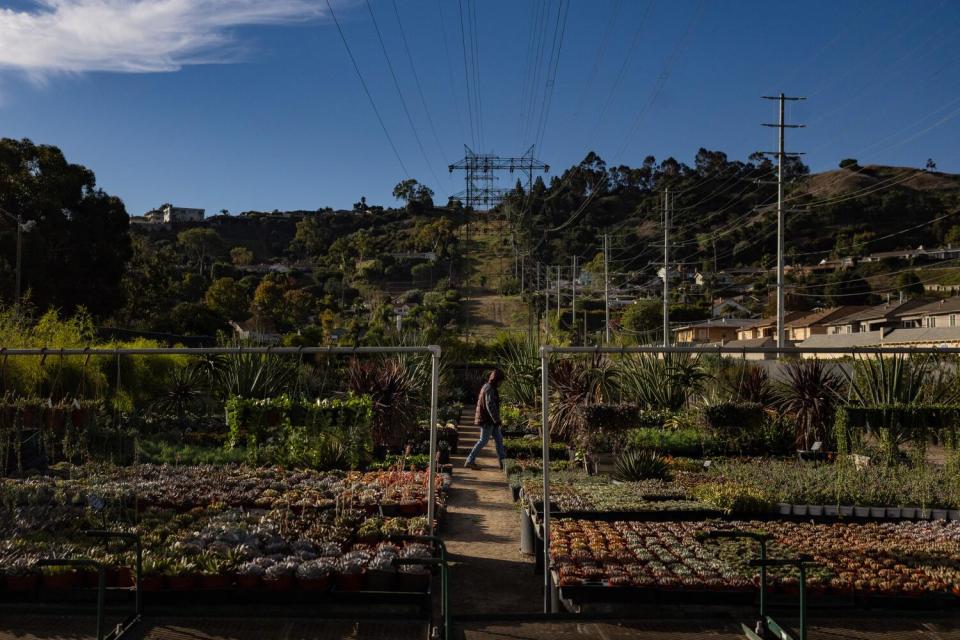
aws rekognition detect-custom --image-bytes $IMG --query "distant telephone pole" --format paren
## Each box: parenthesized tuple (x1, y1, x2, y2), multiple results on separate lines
(556, 266, 561, 322)
(603, 234, 610, 344)
(662, 189, 670, 348)
(571, 256, 577, 331)
(762, 93, 806, 350)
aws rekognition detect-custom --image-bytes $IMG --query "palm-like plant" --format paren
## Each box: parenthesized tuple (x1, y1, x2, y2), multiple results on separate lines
(776, 360, 844, 451)
(207, 351, 296, 400)
(497, 335, 540, 406)
(345, 357, 424, 449)
(150, 364, 209, 427)
(548, 355, 619, 442)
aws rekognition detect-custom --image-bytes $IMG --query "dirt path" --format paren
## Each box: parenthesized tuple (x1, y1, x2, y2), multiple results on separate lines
(443, 414, 539, 615)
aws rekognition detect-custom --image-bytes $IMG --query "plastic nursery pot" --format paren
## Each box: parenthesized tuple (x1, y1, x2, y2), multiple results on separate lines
(42, 571, 80, 590)
(166, 575, 198, 591)
(5, 574, 39, 592)
(263, 575, 295, 591)
(808, 505, 824, 517)
(886, 507, 902, 519)
(335, 572, 365, 592)
(778, 503, 791, 515)
(839, 506, 854, 517)
(949, 510, 960, 521)
(900, 507, 918, 519)
(869, 507, 886, 518)
(398, 501, 423, 516)
(137, 575, 166, 592)
(364, 570, 396, 592)
(792, 504, 808, 516)
(824, 505, 839, 517)
(398, 571, 431, 593)
(854, 506, 870, 518)
(932, 509, 949, 521)
(297, 576, 331, 592)
(114, 567, 134, 588)
(235, 575, 261, 590)
(198, 573, 233, 590)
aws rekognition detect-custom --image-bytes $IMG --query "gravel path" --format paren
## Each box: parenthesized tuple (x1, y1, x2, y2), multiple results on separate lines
(443, 416, 539, 615)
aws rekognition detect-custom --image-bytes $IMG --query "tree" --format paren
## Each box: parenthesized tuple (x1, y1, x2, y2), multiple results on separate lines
(895, 271, 924, 297)
(620, 299, 662, 336)
(250, 278, 287, 327)
(204, 277, 251, 321)
(392, 179, 435, 213)
(412, 217, 455, 257)
(926, 158, 937, 171)
(945, 225, 960, 247)
(0, 138, 131, 316)
(283, 288, 317, 328)
(825, 271, 871, 305)
(839, 158, 859, 170)
(119, 235, 179, 327)
(177, 227, 220, 275)
(289, 215, 332, 258)
(230, 246, 254, 266)
(167, 302, 229, 336)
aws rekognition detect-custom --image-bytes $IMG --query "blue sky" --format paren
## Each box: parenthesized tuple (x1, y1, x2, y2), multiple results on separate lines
(1, 0, 958, 216)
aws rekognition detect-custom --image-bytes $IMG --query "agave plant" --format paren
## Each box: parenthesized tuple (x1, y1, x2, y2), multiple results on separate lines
(149, 363, 209, 427)
(614, 449, 669, 481)
(207, 350, 297, 400)
(776, 360, 844, 451)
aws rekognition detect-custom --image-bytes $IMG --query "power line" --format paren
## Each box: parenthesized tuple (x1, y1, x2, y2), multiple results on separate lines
(365, 0, 444, 187)
(392, 0, 449, 168)
(325, 0, 409, 177)
(458, 0, 477, 149)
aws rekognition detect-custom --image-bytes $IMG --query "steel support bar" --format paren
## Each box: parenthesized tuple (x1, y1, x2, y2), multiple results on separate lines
(540, 346, 552, 613)
(427, 346, 441, 536)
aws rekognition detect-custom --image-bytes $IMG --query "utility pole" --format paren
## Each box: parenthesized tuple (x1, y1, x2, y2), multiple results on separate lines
(762, 93, 806, 350)
(556, 266, 561, 322)
(571, 256, 577, 332)
(662, 190, 670, 348)
(603, 234, 610, 344)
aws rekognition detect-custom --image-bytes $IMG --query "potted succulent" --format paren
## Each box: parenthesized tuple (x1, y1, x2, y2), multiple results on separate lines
(295, 558, 334, 591)
(336, 555, 366, 591)
(4, 560, 39, 592)
(263, 560, 298, 591)
(235, 562, 265, 590)
(197, 554, 231, 590)
(365, 553, 397, 591)
(138, 555, 168, 592)
(165, 558, 199, 591)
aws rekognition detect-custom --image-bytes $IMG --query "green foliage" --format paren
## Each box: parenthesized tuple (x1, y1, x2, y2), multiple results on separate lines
(626, 427, 712, 457)
(619, 353, 709, 411)
(614, 449, 669, 481)
(777, 359, 845, 451)
(502, 437, 567, 460)
(224, 394, 372, 469)
(205, 277, 251, 321)
(692, 481, 773, 515)
(345, 355, 428, 449)
(0, 138, 131, 316)
(495, 334, 540, 406)
(582, 403, 641, 431)
(210, 351, 297, 401)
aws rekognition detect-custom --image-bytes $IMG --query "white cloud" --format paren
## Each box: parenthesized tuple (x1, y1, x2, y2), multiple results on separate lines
(0, 0, 329, 75)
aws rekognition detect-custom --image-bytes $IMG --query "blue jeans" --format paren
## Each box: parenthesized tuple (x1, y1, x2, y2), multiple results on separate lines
(466, 424, 505, 464)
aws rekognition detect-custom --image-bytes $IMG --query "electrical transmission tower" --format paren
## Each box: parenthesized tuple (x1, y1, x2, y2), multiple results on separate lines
(448, 145, 549, 211)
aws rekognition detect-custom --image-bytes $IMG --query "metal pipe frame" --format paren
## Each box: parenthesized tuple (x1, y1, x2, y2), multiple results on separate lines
(2, 345, 442, 535)
(537, 343, 960, 614)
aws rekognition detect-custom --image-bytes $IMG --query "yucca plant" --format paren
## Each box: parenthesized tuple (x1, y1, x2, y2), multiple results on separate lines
(776, 360, 844, 451)
(207, 351, 296, 400)
(614, 449, 669, 481)
(845, 354, 960, 460)
(619, 353, 709, 411)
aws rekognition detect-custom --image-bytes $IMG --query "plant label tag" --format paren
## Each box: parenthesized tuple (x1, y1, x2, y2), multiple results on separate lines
(703, 460, 712, 468)
(811, 441, 822, 451)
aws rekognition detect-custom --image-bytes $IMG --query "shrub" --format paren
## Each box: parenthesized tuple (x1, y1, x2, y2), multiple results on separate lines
(626, 427, 713, 458)
(582, 403, 641, 431)
(502, 437, 567, 461)
(692, 481, 774, 515)
(701, 402, 766, 454)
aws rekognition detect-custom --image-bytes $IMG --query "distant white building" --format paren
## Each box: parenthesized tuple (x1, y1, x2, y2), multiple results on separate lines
(162, 205, 205, 223)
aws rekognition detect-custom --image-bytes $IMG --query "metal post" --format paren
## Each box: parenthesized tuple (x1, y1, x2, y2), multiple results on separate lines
(603, 233, 610, 344)
(427, 346, 441, 536)
(663, 190, 670, 347)
(540, 346, 551, 613)
(556, 267, 560, 321)
(14, 213, 22, 317)
(776, 94, 785, 350)
(759, 539, 767, 619)
(799, 563, 807, 640)
(571, 256, 577, 332)
(521, 253, 525, 293)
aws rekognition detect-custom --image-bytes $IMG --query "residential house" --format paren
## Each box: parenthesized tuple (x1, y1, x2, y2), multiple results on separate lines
(784, 306, 869, 341)
(672, 318, 756, 344)
(711, 298, 751, 318)
(736, 311, 809, 341)
(896, 297, 960, 329)
(823, 299, 929, 335)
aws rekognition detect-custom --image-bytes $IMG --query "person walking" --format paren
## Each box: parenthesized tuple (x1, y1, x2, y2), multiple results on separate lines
(464, 369, 506, 470)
